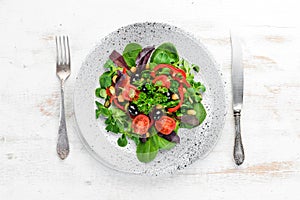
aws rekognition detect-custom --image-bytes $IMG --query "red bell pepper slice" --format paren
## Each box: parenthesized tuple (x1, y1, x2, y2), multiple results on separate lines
(167, 85, 184, 113)
(113, 97, 125, 110)
(106, 88, 113, 96)
(109, 96, 114, 103)
(153, 64, 187, 79)
(108, 95, 125, 110)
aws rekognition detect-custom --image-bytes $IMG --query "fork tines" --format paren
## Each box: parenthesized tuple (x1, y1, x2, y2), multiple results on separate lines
(55, 35, 70, 67)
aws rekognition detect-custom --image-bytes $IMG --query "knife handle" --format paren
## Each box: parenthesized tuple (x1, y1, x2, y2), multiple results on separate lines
(233, 111, 244, 165)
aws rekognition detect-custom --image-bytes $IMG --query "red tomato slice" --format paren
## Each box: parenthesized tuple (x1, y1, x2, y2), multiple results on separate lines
(155, 116, 176, 135)
(132, 114, 150, 135)
(152, 75, 171, 88)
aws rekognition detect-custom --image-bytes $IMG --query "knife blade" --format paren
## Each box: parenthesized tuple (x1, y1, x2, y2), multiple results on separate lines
(231, 32, 243, 112)
(230, 31, 245, 165)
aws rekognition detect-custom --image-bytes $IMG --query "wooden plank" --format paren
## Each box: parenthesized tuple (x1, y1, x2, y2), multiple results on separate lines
(0, 0, 300, 199)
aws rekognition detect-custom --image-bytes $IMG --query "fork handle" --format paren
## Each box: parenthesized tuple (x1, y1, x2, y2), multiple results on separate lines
(233, 111, 244, 165)
(57, 81, 69, 159)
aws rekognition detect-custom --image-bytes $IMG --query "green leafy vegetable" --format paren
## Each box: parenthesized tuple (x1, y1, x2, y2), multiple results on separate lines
(95, 110, 101, 119)
(179, 121, 194, 129)
(104, 59, 116, 70)
(123, 43, 142, 67)
(136, 136, 158, 163)
(170, 80, 180, 93)
(95, 101, 111, 118)
(95, 101, 129, 134)
(152, 134, 175, 150)
(199, 85, 206, 93)
(98, 60, 122, 89)
(157, 68, 170, 75)
(150, 43, 179, 64)
(95, 88, 101, 98)
(117, 134, 128, 147)
(133, 83, 173, 114)
(99, 71, 112, 89)
(192, 64, 200, 72)
(129, 135, 140, 146)
(149, 62, 157, 70)
(95, 88, 107, 98)
(161, 100, 180, 108)
(105, 124, 119, 133)
(194, 102, 207, 124)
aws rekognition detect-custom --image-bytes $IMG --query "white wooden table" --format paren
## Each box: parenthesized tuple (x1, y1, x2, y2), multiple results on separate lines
(1, 0, 300, 199)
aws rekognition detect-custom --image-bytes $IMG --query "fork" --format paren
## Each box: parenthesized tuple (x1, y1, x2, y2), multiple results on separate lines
(55, 35, 71, 160)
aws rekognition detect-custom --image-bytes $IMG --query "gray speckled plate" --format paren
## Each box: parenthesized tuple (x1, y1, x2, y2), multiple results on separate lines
(74, 22, 226, 176)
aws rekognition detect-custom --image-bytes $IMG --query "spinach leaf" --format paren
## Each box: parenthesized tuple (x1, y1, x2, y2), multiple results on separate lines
(117, 134, 128, 147)
(136, 136, 158, 163)
(123, 43, 142, 67)
(99, 71, 112, 89)
(150, 43, 179, 64)
(153, 134, 175, 150)
(194, 102, 207, 124)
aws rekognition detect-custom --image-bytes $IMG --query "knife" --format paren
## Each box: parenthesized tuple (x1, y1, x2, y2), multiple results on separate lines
(230, 31, 245, 165)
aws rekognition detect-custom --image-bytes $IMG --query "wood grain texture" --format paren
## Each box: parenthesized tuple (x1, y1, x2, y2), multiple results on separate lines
(1, 0, 300, 199)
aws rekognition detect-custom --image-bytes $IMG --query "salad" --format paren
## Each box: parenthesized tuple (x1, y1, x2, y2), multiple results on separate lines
(95, 42, 206, 163)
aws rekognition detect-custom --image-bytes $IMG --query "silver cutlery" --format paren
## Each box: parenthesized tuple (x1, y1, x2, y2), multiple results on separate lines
(55, 35, 71, 160)
(230, 32, 245, 165)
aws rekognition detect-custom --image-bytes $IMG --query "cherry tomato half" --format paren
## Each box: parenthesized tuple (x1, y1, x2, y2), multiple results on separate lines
(155, 116, 176, 135)
(132, 114, 150, 135)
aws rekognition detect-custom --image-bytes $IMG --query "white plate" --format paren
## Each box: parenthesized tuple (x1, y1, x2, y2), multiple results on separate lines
(74, 22, 226, 176)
